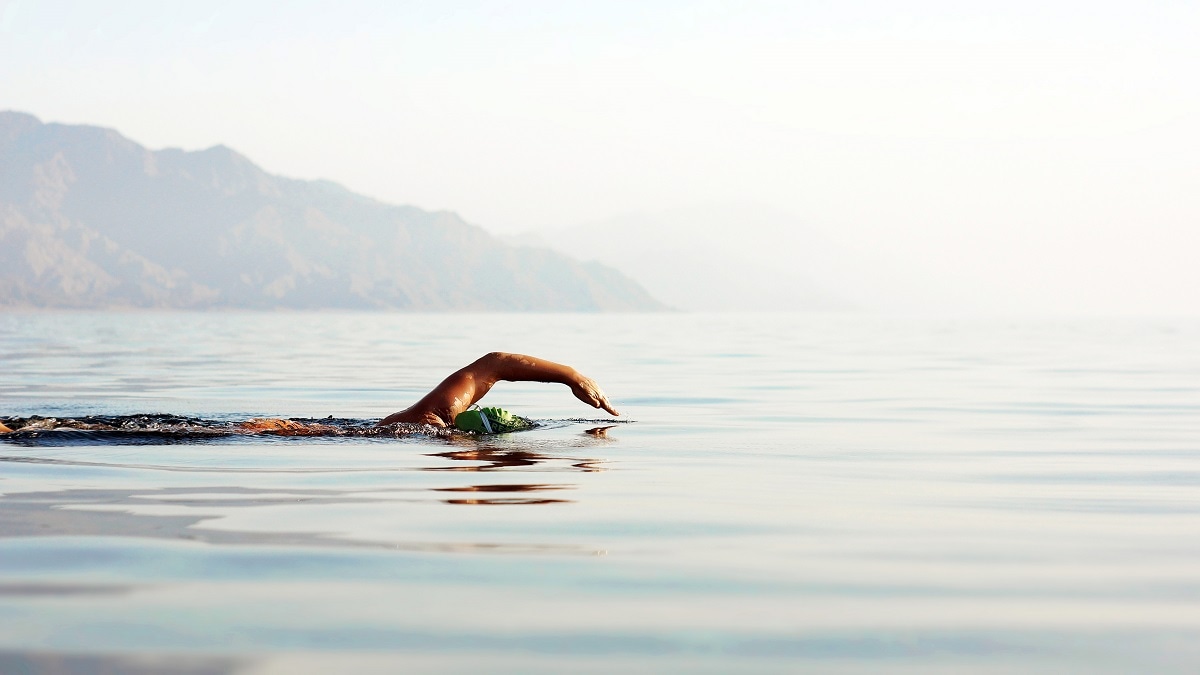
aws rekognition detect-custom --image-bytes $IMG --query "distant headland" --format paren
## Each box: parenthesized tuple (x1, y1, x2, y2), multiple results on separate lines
(0, 111, 664, 311)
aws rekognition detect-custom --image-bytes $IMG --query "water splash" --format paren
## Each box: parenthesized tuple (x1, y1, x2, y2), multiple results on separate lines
(0, 414, 449, 443)
(0, 414, 632, 445)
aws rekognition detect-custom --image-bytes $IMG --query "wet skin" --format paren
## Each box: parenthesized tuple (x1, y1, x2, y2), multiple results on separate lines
(377, 352, 619, 428)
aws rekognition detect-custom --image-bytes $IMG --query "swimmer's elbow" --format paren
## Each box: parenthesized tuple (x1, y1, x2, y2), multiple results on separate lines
(472, 351, 510, 374)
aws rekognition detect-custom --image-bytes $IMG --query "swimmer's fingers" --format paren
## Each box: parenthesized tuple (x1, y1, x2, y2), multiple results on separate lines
(596, 391, 620, 416)
(571, 376, 620, 416)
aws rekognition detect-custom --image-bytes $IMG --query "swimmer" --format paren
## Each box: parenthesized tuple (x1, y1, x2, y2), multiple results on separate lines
(0, 353, 617, 436)
(378, 352, 619, 427)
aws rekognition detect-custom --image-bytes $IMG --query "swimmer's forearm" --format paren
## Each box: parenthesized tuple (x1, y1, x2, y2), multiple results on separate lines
(478, 352, 579, 385)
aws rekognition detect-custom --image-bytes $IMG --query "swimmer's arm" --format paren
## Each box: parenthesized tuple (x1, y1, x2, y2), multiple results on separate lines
(490, 353, 620, 416)
(377, 352, 619, 427)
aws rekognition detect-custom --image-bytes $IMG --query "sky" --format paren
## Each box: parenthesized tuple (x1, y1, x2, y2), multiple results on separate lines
(2, 0, 1198, 315)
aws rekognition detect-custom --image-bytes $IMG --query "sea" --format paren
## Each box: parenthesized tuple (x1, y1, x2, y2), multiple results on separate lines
(1, 311, 1198, 674)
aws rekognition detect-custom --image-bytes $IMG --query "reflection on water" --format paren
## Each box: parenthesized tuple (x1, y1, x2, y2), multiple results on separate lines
(436, 483, 575, 506)
(441, 497, 572, 506)
(585, 425, 618, 438)
(425, 447, 604, 473)
(0, 482, 599, 555)
(435, 483, 573, 492)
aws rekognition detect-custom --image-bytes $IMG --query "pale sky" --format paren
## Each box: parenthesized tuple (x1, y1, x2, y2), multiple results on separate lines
(2, 1, 1198, 315)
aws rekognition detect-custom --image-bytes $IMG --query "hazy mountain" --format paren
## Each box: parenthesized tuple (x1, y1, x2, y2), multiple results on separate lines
(510, 205, 857, 312)
(0, 111, 663, 310)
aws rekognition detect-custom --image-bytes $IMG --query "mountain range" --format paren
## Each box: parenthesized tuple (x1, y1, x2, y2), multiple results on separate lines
(0, 111, 662, 310)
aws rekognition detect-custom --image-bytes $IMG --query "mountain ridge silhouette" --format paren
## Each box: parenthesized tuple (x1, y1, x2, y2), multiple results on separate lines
(0, 111, 663, 311)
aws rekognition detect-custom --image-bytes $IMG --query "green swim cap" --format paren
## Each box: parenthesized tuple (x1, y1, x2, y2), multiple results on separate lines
(453, 406, 530, 434)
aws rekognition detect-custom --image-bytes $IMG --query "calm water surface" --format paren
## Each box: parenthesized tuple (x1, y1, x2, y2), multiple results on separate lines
(1, 312, 1199, 674)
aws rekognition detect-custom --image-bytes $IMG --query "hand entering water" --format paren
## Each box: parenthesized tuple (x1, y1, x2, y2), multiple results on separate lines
(571, 375, 618, 416)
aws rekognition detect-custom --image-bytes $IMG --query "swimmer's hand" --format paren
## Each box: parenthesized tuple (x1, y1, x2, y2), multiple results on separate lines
(570, 374, 619, 416)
